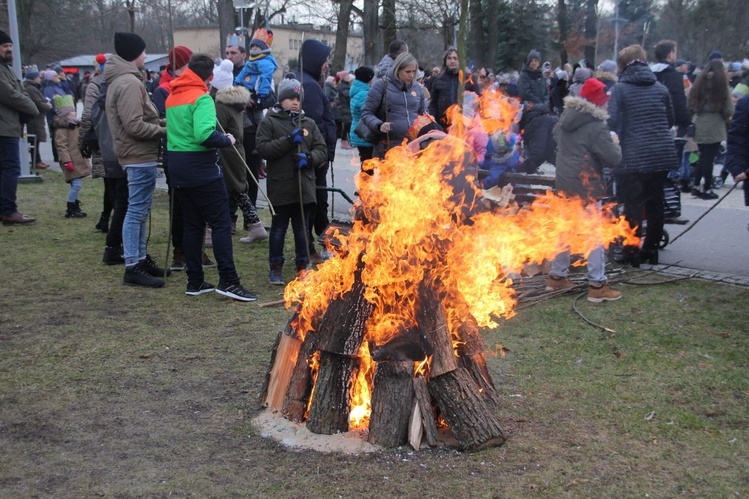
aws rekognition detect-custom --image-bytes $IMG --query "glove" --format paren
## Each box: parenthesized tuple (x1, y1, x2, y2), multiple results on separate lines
(293, 153, 311, 170)
(287, 128, 304, 145)
(80, 144, 92, 159)
(63, 162, 75, 172)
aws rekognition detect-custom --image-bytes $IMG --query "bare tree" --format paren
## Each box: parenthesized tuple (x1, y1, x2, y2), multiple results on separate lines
(584, 0, 597, 63)
(381, 0, 396, 55)
(331, 0, 355, 71)
(469, 0, 483, 68)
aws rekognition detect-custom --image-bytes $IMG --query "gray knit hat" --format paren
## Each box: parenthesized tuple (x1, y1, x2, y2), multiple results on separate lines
(278, 76, 303, 102)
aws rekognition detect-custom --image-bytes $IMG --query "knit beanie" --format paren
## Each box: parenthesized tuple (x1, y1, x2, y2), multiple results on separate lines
(597, 59, 617, 74)
(354, 66, 375, 84)
(0, 30, 12, 45)
(708, 50, 723, 61)
(731, 83, 749, 98)
(278, 76, 303, 102)
(250, 28, 273, 52)
(580, 78, 609, 108)
(168, 46, 192, 70)
(25, 65, 39, 80)
(489, 131, 518, 154)
(95, 53, 107, 72)
(114, 32, 146, 62)
(42, 69, 57, 81)
(526, 49, 541, 65)
(211, 59, 235, 90)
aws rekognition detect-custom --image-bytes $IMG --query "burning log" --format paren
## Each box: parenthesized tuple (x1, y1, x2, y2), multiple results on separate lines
(281, 334, 317, 422)
(428, 367, 506, 451)
(305, 352, 358, 434)
(260, 311, 303, 410)
(416, 282, 459, 378)
(411, 376, 439, 448)
(455, 315, 500, 411)
(368, 360, 414, 447)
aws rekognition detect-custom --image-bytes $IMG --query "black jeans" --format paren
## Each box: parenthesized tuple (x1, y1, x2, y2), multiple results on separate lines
(616, 170, 666, 252)
(0, 136, 21, 215)
(269, 203, 313, 267)
(104, 177, 128, 249)
(696, 142, 721, 191)
(176, 179, 239, 285)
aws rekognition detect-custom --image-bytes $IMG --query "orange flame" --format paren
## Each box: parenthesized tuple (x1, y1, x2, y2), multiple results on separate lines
(284, 88, 638, 426)
(349, 342, 374, 428)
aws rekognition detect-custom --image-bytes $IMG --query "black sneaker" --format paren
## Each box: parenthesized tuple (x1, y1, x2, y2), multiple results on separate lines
(123, 263, 165, 288)
(186, 281, 216, 296)
(141, 254, 171, 277)
(170, 251, 186, 271)
(202, 252, 215, 268)
(702, 190, 719, 200)
(102, 246, 125, 265)
(216, 281, 257, 302)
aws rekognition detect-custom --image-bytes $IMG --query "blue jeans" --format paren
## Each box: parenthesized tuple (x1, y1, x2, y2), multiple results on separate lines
(269, 203, 313, 267)
(67, 178, 82, 203)
(0, 136, 21, 215)
(123, 164, 157, 266)
(176, 179, 239, 285)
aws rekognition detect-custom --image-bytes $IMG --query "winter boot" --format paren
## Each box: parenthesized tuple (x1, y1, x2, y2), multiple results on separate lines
(239, 221, 269, 244)
(102, 245, 125, 265)
(544, 275, 577, 292)
(204, 227, 213, 247)
(95, 212, 109, 232)
(587, 283, 622, 303)
(65, 201, 86, 218)
(123, 261, 165, 288)
(268, 262, 284, 285)
(202, 252, 215, 268)
(170, 249, 186, 271)
(140, 254, 171, 278)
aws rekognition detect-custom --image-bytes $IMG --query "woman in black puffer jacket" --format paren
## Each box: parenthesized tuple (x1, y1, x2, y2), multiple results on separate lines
(607, 44, 677, 266)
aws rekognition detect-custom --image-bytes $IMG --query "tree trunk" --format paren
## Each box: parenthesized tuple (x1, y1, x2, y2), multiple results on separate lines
(557, 0, 569, 66)
(306, 352, 358, 434)
(416, 282, 458, 379)
(367, 360, 414, 447)
(584, 0, 598, 65)
(458, 353, 500, 411)
(428, 368, 506, 451)
(362, 0, 380, 66)
(469, 0, 484, 68)
(217, 0, 237, 55)
(486, 0, 498, 70)
(332, 0, 355, 71)
(381, 0, 397, 57)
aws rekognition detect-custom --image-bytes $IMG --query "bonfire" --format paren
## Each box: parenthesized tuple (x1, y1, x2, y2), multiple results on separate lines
(259, 88, 638, 452)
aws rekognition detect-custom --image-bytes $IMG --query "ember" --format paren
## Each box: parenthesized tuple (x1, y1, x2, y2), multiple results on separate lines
(259, 87, 638, 451)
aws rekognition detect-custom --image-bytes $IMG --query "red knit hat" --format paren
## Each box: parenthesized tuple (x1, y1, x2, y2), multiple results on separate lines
(95, 53, 107, 65)
(168, 46, 193, 70)
(580, 78, 609, 107)
(407, 114, 442, 141)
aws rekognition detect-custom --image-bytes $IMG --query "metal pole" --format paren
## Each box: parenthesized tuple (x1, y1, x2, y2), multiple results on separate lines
(7, 0, 39, 182)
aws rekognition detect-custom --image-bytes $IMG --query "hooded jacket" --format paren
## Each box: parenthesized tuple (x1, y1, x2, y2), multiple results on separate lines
(22, 78, 51, 142)
(296, 39, 337, 162)
(607, 62, 677, 174)
(165, 68, 230, 188)
(724, 94, 749, 204)
(104, 54, 165, 166)
(335, 78, 352, 125)
(652, 61, 691, 130)
(568, 67, 592, 97)
(214, 85, 251, 195)
(517, 50, 549, 112)
(691, 91, 734, 145)
(255, 106, 328, 207)
(349, 78, 373, 147)
(553, 96, 621, 199)
(360, 64, 426, 148)
(78, 74, 105, 177)
(0, 61, 38, 138)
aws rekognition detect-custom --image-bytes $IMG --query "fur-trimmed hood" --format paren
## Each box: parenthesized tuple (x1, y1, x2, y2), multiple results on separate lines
(594, 70, 617, 83)
(559, 95, 609, 132)
(215, 85, 250, 109)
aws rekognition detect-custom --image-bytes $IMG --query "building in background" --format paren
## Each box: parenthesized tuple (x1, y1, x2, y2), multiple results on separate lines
(174, 24, 363, 73)
(53, 54, 169, 74)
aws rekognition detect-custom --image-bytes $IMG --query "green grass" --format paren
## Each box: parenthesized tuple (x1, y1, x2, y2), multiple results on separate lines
(1, 170, 747, 497)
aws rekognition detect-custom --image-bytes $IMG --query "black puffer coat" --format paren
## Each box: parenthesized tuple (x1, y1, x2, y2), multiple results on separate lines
(606, 62, 677, 174)
(518, 67, 549, 112)
(724, 94, 749, 205)
(652, 62, 691, 130)
(427, 69, 459, 127)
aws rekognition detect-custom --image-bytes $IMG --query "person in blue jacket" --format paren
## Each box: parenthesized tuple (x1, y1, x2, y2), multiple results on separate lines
(349, 66, 375, 171)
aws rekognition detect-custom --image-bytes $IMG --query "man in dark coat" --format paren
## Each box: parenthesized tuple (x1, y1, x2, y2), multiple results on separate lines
(23, 69, 52, 168)
(723, 93, 749, 210)
(652, 39, 692, 202)
(428, 47, 460, 129)
(0, 30, 39, 225)
(607, 44, 677, 266)
(296, 39, 337, 261)
(517, 49, 557, 173)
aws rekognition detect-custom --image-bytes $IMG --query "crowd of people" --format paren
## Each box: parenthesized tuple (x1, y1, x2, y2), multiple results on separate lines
(2, 27, 748, 303)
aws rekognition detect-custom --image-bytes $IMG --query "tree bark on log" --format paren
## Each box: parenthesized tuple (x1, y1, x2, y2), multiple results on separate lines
(412, 375, 439, 447)
(368, 360, 414, 447)
(417, 282, 458, 379)
(314, 260, 373, 356)
(428, 367, 506, 451)
(260, 311, 300, 409)
(282, 333, 317, 422)
(458, 353, 500, 411)
(306, 352, 358, 434)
